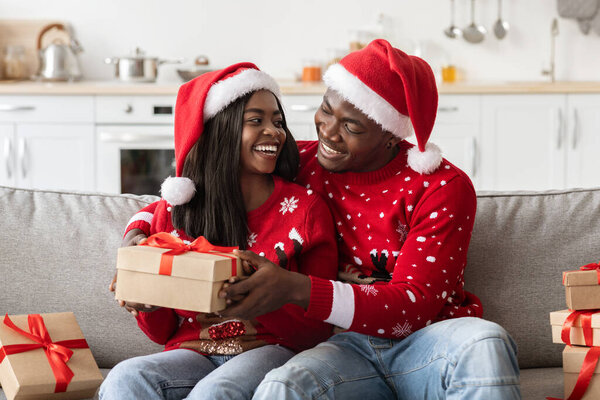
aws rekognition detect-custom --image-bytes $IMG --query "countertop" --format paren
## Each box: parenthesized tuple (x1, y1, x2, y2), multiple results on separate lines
(1, 79, 600, 95)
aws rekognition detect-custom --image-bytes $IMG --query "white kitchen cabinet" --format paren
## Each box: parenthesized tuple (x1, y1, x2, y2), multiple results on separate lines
(480, 94, 600, 191)
(429, 95, 481, 188)
(281, 95, 321, 141)
(0, 96, 95, 191)
(480, 94, 566, 191)
(565, 94, 600, 188)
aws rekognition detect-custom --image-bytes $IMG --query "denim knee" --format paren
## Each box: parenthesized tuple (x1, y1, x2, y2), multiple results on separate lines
(440, 318, 517, 354)
(99, 357, 153, 399)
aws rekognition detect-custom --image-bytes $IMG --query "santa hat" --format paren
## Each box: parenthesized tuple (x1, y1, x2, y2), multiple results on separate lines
(161, 62, 281, 205)
(323, 39, 442, 174)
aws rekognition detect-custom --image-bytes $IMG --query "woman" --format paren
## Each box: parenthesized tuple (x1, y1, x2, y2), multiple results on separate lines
(101, 63, 337, 400)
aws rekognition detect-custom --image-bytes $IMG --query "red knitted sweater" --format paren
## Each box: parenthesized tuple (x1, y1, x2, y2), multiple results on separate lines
(124, 175, 337, 354)
(297, 140, 482, 339)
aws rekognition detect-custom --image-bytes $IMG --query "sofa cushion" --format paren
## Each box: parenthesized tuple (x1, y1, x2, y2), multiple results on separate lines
(520, 367, 563, 399)
(465, 187, 600, 369)
(0, 186, 162, 370)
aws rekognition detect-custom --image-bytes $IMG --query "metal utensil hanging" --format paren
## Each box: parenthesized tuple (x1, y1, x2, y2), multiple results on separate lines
(463, 0, 486, 43)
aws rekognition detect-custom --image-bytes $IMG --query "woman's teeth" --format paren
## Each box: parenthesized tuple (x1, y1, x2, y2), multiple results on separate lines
(253, 144, 278, 154)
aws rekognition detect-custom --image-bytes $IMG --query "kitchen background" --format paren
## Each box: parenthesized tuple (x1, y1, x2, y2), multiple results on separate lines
(1, 0, 599, 197)
(1, 0, 599, 82)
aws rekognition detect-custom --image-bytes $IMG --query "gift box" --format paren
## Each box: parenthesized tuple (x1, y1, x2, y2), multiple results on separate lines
(0, 312, 103, 400)
(551, 309, 600, 346)
(563, 345, 600, 399)
(115, 233, 242, 313)
(563, 267, 600, 310)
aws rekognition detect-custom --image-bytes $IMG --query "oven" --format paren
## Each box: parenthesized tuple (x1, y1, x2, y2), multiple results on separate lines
(96, 95, 176, 196)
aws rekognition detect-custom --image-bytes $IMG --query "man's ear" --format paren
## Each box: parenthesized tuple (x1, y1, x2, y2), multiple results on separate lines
(387, 133, 402, 148)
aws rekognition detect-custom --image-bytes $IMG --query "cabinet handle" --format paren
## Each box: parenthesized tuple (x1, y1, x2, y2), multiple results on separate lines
(289, 104, 318, 112)
(571, 109, 579, 150)
(470, 137, 477, 178)
(0, 105, 36, 112)
(18, 138, 27, 179)
(99, 132, 174, 143)
(556, 108, 563, 149)
(438, 106, 459, 112)
(3, 137, 12, 180)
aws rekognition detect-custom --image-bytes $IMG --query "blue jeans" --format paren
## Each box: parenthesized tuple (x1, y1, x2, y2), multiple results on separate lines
(253, 317, 521, 399)
(99, 345, 295, 400)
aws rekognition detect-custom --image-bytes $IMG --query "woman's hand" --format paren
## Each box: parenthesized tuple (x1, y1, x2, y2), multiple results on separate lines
(121, 228, 148, 248)
(119, 301, 160, 317)
(218, 249, 311, 320)
(110, 228, 149, 314)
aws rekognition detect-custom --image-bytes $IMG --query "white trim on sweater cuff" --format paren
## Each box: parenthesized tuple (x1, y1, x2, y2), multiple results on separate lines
(126, 211, 153, 229)
(324, 280, 355, 329)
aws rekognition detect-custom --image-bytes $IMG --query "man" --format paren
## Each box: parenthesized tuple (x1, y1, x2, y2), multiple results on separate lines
(220, 39, 521, 399)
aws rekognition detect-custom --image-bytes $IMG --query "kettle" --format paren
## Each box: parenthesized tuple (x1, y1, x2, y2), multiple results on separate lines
(37, 23, 83, 81)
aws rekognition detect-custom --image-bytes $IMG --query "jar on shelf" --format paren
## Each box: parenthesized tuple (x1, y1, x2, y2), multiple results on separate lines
(301, 59, 322, 82)
(3, 45, 27, 80)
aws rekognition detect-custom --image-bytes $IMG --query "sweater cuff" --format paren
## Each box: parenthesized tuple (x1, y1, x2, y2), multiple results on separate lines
(124, 220, 150, 238)
(305, 276, 334, 321)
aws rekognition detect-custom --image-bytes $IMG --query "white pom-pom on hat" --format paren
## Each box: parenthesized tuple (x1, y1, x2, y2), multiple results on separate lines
(407, 142, 443, 175)
(160, 176, 196, 206)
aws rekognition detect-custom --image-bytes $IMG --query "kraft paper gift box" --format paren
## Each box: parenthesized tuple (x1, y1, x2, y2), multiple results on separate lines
(563, 345, 600, 400)
(551, 309, 600, 346)
(563, 268, 600, 310)
(115, 234, 242, 313)
(0, 312, 103, 400)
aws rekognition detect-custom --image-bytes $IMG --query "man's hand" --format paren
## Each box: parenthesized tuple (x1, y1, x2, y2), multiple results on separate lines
(218, 250, 311, 320)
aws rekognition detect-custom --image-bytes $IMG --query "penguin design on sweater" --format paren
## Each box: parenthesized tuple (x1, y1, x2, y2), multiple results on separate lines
(274, 228, 304, 268)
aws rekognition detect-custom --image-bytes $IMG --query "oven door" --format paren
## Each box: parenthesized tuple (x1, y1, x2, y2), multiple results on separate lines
(96, 125, 175, 196)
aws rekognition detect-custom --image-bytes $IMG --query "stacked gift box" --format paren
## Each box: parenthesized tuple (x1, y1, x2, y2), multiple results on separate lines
(549, 262, 600, 400)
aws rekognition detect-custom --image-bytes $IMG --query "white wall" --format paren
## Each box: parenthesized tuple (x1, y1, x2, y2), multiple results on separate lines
(1, 0, 599, 83)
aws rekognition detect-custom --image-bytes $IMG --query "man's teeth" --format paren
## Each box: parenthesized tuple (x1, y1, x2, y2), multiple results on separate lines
(322, 142, 341, 154)
(254, 144, 278, 153)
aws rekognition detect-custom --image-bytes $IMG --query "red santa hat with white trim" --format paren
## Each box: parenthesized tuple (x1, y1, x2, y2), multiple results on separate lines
(323, 39, 442, 174)
(161, 62, 281, 205)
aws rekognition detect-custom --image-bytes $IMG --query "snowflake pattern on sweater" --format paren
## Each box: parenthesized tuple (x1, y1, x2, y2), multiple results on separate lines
(123, 175, 338, 354)
(296, 140, 482, 339)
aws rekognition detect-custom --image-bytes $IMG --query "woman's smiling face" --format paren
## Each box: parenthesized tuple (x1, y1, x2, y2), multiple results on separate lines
(239, 90, 286, 177)
(315, 88, 399, 173)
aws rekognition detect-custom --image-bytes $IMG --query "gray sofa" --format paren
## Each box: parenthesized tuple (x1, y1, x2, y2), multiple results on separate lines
(2, 184, 600, 399)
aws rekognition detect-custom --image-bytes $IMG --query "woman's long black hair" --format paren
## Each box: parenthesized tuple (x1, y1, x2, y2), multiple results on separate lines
(171, 91, 299, 249)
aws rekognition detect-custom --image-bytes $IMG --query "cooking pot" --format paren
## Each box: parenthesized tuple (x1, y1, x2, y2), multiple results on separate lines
(37, 23, 83, 81)
(105, 48, 182, 82)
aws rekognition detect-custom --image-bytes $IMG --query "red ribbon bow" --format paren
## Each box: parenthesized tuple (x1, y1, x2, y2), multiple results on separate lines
(0, 314, 89, 393)
(141, 232, 238, 276)
(580, 262, 600, 284)
(562, 310, 597, 347)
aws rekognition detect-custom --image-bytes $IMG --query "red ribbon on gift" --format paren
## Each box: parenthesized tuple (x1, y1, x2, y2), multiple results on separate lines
(141, 232, 238, 276)
(0, 314, 90, 393)
(563, 262, 600, 285)
(562, 310, 597, 347)
(547, 346, 600, 400)
(580, 262, 600, 284)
